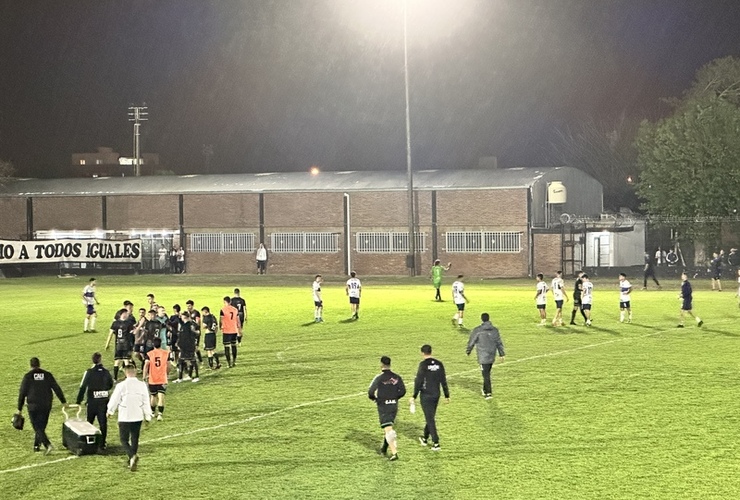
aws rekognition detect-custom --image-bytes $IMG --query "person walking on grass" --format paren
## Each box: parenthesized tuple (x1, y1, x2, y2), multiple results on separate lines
(411, 344, 450, 451)
(368, 356, 406, 461)
(76, 352, 114, 450)
(451, 275, 469, 327)
(466, 313, 505, 400)
(678, 272, 703, 328)
(430, 260, 451, 301)
(107, 365, 152, 472)
(16, 357, 68, 454)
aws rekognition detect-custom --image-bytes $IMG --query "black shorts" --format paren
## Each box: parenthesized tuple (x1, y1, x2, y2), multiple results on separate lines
(713, 273, 721, 281)
(349, 297, 360, 305)
(148, 384, 167, 395)
(536, 304, 546, 310)
(581, 303, 592, 310)
(682, 299, 692, 311)
(114, 348, 131, 360)
(314, 300, 323, 307)
(620, 301, 631, 309)
(573, 298, 582, 307)
(555, 300, 564, 309)
(86, 304, 96, 315)
(223, 333, 238, 346)
(456, 303, 465, 311)
(204, 333, 217, 350)
(378, 407, 398, 428)
(134, 344, 145, 354)
(179, 351, 195, 362)
(238, 313, 245, 325)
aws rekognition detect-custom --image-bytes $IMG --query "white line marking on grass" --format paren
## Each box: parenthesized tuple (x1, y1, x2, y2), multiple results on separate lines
(0, 324, 708, 475)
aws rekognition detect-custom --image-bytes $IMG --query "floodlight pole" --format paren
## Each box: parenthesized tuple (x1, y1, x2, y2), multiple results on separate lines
(128, 105, 149, 177)
(403, 0, 416, 276)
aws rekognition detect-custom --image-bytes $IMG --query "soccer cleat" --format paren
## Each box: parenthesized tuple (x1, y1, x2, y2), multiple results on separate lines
(378, 448, 388, 456)
(192, 377, 199, 383)
(431, 444, 441, 451)
(585, 320, 592, 327)
(33, 446, 41, 453)
(156, 414, 163, 421)
(697, 320, 704, 327)
(172, 378, 182, 384)
(44, 444, 54, 456)
(677, 324, 684, 328)
(89, 330, 97, 333)
(388, 453, 399, 461)
(129, 454, 139, 472)
(569, 321, 576, 325)
(485, 394, 493, 400)
(181, 375, 191, 381)
(419, 436, 428, 447)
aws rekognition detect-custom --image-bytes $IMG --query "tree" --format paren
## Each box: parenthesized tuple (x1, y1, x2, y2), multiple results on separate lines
(636, 57, 740, 243)
(0, 159, 15, 185)
(546, 115, 640, 211)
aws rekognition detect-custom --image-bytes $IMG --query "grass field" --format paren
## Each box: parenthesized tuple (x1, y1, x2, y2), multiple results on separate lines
(1, 274, 739, 500)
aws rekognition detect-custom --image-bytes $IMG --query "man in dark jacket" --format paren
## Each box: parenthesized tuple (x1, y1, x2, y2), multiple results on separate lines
(466, 313, 506, 400)
(411, 344, 450, 452)
(368, 356, 406, 461)
(76, 352, 115, 450)
(16, 357, 68, 454)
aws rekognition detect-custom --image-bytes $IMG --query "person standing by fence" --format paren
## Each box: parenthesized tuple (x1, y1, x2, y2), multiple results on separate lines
(256, 243, 268, 274)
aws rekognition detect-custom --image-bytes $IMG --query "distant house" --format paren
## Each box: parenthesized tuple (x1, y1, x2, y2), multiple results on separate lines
(71, 147, 159, 177)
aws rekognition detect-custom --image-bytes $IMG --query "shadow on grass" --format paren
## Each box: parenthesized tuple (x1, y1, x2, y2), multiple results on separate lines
(346, 429, 382, 453)
(626, 323, 662, 331)
(394, 420, 425, 441)
(449, 375, 483, 395)
(587, 325, 620, 336)
(26, 332, 85, 345)
(300, 321, 317, 327)
(338, 318, 357, 324)
(701, 327, 740, 337)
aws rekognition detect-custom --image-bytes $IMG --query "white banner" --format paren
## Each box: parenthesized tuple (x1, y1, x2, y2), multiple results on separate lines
(0, 239, 143, 264)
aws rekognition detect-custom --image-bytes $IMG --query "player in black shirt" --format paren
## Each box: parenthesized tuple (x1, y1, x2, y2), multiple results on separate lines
(185, 300, 203, 363)
(368, 356, 406, 461)
(230, 288, 247, 345)
(105, 308, 134, 381)
(168, 304, 182, 368)
(175, 311, 199, 383)
(411, 344, 449, 451)
(76, 352, 114, 450)
(570, 271, 587, 325)
(201, 306, 222, 369)
(142, 310, 160, 355)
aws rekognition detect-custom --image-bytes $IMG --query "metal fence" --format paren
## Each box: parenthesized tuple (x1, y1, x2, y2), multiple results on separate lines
(445, 231, 522, 253)
(270, 232, 339, 253)
(189, 232, 256, 253)
(355, 231, 427, 253)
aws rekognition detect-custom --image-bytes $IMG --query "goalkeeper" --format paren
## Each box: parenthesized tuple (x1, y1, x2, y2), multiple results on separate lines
(430, 260, 451, 301)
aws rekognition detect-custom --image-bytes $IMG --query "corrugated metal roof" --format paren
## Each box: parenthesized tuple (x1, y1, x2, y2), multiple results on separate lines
(0, 167, 578, 197)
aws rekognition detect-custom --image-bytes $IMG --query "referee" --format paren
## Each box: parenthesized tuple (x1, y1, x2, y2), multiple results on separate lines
(411, 345, 449, 452)
(76, 352, 114, 450)
(16, 357, 68, 454)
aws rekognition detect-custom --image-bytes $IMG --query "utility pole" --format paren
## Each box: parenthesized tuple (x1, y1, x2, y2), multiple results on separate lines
(127, 104, 148, 177)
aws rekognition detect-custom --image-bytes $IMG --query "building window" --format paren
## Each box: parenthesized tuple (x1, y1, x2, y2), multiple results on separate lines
(356, 232, 427, 253)
(95, 159, 102, 165)
(270, 232, 339, 253)
(445, 231, 522, 253)
(79, 159, 86, 165)
(189, 233, 256, 253)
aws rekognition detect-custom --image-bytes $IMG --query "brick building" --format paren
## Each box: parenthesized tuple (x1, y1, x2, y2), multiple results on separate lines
(0, 167, 603, 277)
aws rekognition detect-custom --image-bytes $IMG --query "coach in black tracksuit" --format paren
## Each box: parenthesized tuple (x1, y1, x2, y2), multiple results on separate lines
(411, 344, 449, 451)
(76, 352, 114, 449)
(17, 357, 67, 454)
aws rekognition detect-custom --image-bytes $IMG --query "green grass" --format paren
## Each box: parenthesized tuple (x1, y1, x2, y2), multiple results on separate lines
(1, 275, 739, 499)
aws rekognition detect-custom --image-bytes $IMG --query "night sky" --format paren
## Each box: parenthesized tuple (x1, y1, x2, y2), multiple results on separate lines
(1, 0, 740, 177)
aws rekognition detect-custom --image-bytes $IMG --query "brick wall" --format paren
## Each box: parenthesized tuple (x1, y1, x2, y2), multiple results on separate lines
(265, 192, 344, 227)
(183, 193, 259, 228)
(107, 195, 179, 230)
(533, 233, 563, 274)
(33, 196, 102, 230)
(0, 198, 27, 239)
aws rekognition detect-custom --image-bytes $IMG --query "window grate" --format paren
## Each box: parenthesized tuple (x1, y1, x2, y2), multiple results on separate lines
(445, 231, 521, 253)
(189, 233, 256, 253)
(270, 232, 339, 253)
(356, 232, 427, 253)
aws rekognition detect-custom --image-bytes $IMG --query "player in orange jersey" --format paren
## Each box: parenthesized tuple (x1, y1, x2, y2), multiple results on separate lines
(143, 337, 169, 421)
(220, 297, 241, 368)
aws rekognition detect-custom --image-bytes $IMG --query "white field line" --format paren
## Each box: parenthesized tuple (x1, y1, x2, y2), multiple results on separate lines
(0, 324, 701, 475)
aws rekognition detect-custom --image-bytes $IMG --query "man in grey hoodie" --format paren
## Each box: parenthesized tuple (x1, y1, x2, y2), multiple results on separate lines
(466, 313, 505, 400)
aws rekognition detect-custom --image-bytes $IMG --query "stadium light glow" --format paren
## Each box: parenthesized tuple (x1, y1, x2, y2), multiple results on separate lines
(310, 166, 320, 175)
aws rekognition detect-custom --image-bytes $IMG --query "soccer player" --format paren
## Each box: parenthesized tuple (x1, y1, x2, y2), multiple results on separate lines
(175, 311, 199, 383)
(185, 300, 203, 362)
(580, 274, 594, 326)
(346, 271, 362, 320)
(618, 273, 633, 323)
(167, 305, 182, 368)
(105, 308, 134, 380)
(551, 270, 569, 327)
(142, 309, 160, 357)
(200, 306, 222, 369)
(368, 356, 406, 461)
(230, 289, 247, 344)
(220, 296, 241, 368)
(132, 308, 148, 369)
(155, 306, 169, 353)
(711, 252, 723, 291)
(146, 293, 159, 312)
(143, 337, 169, 421)
(678, 272, 703, 328)
(534, 273, 548, 326)
(642, 252, 662, 290)
(411, 345, 449, 451)
(451, 275, 469, 327)
(82, 278, 100, 333)
(430, 260, 451, 301)
(570, 271, 587, 325)
(312, 275, 324, 322)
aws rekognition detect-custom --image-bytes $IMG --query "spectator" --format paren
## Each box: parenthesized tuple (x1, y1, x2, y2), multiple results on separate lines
(176, 246, 185, 274)
(256, 243, 268, 275)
